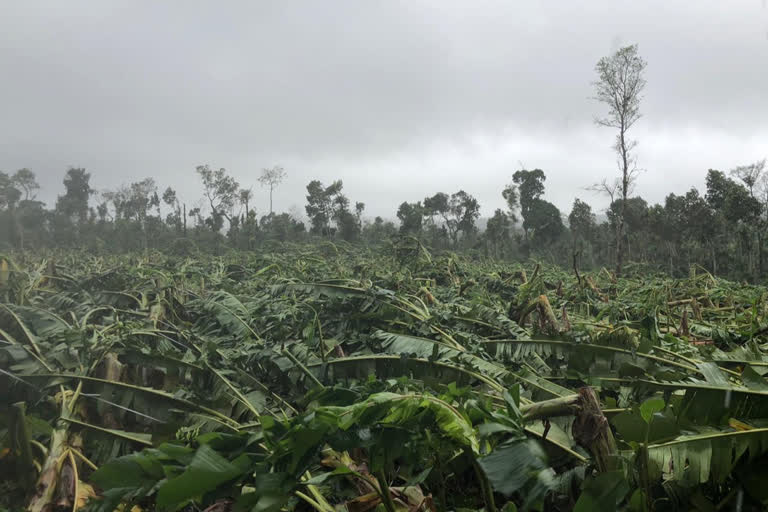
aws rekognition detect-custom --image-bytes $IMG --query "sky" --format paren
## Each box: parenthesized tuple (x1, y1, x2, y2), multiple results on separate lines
(1, 1, 767, 221)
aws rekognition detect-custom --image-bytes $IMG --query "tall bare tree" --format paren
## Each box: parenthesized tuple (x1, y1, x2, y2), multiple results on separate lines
(258, 165, 286, 215)
(593, 44, 647, 276)
(732, 159, 767, 277)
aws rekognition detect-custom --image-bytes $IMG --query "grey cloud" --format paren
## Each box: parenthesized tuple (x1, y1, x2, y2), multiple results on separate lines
(1, 0, 766, 219)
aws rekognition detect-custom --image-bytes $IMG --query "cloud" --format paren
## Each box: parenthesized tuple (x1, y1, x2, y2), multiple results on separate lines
(1, 0, 766, 219)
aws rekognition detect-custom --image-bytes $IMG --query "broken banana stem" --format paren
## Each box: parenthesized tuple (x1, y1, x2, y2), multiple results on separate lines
(537, 294, 561, 334)
(520, 387, 618, 473)
(520, 394, 581, 422)
(27, 424, 69, 512)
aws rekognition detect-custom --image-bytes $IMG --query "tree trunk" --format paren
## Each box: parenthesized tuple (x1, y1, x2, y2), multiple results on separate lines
(536, 294, 561, 335)
(615, 218, 624, 276)
(27, 424, 69, 512)
(616, 125, 629, 277)
(626, 234, 631, 262)
(572, 387, 619, 472)
(521, 387, 618, 473)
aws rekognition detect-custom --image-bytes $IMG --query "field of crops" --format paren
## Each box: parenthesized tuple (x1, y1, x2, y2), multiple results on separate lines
(3, 242, 768, 511)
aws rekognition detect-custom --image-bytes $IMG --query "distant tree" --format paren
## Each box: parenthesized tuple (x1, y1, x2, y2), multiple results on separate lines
(259, 165, 286, 215)
(364, 216, 397, 242)
(95, 199, 109, 223)
(502, 182, 519, 223)
(332, 200, 366, 242)
(305, 179, 344, 236)
(592, 44, 647, 276)
(449, 190, 481, 244)
(15, 199, 47, 248)
(526, 199, 564, 247)
(607, 196, 648, 263)
(56, 167, 92, 224)
(0, 171, 21, 210)
(0, 171, 22, 248)
(100, 178, 159, 250)
(569, 198, 596, 256)
(51, 168, 93, 246)
(607, 197, 648, 235)
(423, 193, 449, 225)
(162, 186, 177, 208)
(730, 159, 766, 275)
(422, 192, 451, 246)
(332, 193, 362, 241)
(129, 178, 159, 249)
(587, 177, 621, 260)
(705, 170, 759, 225)
(396, 201, 424, 235)
(125, 178, 158, 224)
(657, 189, 716, 274)
(12, 168, 40, 201)
(512, 169, 546, 238)
(188, 206, 203, 227)
(333, 194, 349, 216)
(757, 162, 768, 275)
(239, 188, 253, 218)
(730, 159, 766, 198)
(260, 212, 305, 241)
(102, 187, 129, 223)
(508, 169, 565, 254)
(485, 208, 512, 258)
(162, 186, 185, 234)
(706, 169, 762, 278)
(196, 165, 239, 231)
(422, 191, 480, 246)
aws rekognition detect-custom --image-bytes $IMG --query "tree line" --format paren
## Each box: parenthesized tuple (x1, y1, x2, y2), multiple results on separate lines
(1, 44, 766, 281)
(2, 159, 767, 280)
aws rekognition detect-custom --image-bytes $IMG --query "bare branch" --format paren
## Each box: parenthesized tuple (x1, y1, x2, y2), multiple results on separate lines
(591, 43, 646, 276)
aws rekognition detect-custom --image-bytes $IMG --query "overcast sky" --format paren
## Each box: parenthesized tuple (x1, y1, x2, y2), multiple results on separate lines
(1, 1, 767, 220)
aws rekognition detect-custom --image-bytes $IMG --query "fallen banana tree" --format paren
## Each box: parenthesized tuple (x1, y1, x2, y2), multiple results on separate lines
(3, 248, 768, 510)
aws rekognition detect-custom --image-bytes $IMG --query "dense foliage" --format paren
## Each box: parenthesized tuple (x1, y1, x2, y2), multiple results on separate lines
(2, 158, 768, 282)
(4, 243, 768, 511)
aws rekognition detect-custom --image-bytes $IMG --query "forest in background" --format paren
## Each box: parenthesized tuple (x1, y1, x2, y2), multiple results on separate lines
(1, 159, 767, 282)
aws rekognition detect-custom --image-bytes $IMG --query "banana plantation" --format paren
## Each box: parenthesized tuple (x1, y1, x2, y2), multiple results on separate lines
(3, 241, 768, 511)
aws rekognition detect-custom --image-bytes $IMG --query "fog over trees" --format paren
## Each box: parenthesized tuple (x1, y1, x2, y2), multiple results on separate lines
(1, 43, 766, 281)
